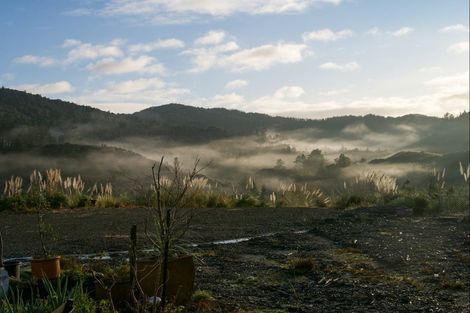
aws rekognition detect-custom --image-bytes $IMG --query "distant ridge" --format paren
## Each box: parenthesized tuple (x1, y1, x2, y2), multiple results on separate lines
(1, 88, 468, 152)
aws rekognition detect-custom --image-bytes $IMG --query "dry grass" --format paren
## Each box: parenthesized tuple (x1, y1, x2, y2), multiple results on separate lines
(287, 256, 319, 273)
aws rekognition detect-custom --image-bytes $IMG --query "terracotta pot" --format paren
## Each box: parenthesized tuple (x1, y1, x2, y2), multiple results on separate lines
(31, 256, 61, 280)
(4, 261, 20, 280)
(95, 281, 131, 304)
(136, 255, 195, 305)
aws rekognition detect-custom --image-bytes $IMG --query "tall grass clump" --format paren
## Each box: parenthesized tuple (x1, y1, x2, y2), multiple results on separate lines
(63, 175, 87, 208)
(0, 169, 116, 211)
(274, 183, 330, 208)
(94, 183, 118, 208)
(333, 172, 398, 209)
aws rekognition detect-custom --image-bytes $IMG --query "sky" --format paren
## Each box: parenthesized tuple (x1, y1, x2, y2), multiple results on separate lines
(0, 0, 469, 118)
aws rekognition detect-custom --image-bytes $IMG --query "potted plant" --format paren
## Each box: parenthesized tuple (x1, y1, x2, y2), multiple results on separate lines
(136, 255, 195, 305)
(137, 157, 200, 310)
(31, 213, 61, 280)
(94, 263, 131, 307)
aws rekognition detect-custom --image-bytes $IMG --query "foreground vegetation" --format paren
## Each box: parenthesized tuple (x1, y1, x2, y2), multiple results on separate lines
(1, 161, 468, 215)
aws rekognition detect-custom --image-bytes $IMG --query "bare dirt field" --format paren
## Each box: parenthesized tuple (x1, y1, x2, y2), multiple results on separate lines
(1, 207, 469, 312)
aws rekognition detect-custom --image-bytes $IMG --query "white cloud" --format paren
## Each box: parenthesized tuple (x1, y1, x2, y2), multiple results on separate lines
(425, 72, 468, 88)
(302, 28, 354, 42)
(222, 43, 308, 71)
(390, 27, 414, 37)
(418, 66, 441, 73)
(247, 92, 467, 119)
(62, 39, 82, 48)
(195, 30, 226, 45)
(63, 8, 92, 16)
(439, 24, 469, 33)
(101, 0, 342, 21)
(211, 93, 245, 107)
(365, 26, 382, 36)
(318, 88, 349, 96)
(64, 39, 124, 63)
(447, 41, 469, 54)
(105, 78, 166, 93)
(13, 81, 73, 95)
(274, 85, 305, 99)
(13, 55, 57, 67)
(225, 79, 248, 90)
(0, 73, 15, 83)
(87, 56, 165, 75)
(72, 78, 189, 113)
(319, 61, 360, 71)
(182, 41, 240, 72)
(422, 72, 469, 113)
(129, 38, 185, 53)
(184, 39, 308, 72)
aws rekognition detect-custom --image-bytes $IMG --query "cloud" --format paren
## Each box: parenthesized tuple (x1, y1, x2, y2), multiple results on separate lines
(63, 8, 93, 16)
(184, 37, 308, 72)
(13, 81, 73, 95)
(195, 30, 226, 45)
(0, 73, 15, 83)
(182, 41, 240, 72)
(302, 28, 354, 42)
(423, 72, 469, 111)
(221, 43, 308, 71)
(418, 66, 441, 73)
(425, 72, 468, 88)
(64, 39, 124, 63)
(274, 86, 305, 99)
(319, 61, 360, 71)
(105, 78, 166, 93)
(365, 26, 382, 36)
(390, 27, 414, 37)
(366, 26, 416, 37)
(439, 24, 469, 33)
(447, 41, 469, 54)
(247, 92, 468, 119)
(87, 56, 166, 75)
(318, 88, 349, 96)
(211, 93, 245, 107)
(13, 55, 57, 67)
(129, 38, 185, 53)
(225, 79, 248, 90)
(72, 78, 189, 113)
(100, 0, 342, 22)
(62, 39, 82, 48)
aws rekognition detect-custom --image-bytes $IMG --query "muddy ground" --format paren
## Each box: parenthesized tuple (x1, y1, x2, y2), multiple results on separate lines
(1, 207, 469, 312)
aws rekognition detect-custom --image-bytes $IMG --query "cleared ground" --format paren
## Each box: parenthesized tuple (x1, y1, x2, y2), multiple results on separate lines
(1, 207, 468, 312)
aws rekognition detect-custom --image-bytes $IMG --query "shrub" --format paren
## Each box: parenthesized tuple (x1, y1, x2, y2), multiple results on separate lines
(412, 196, 429, 216)
(287, 257, 319, 274)
(207, 192, 236, 208)
(192, 290, 214, 302)
(66, 194, 90, 208)
(236, 195, 260, 207)
(333, 194, 364, 209)
(0, 195, 27, 211)
(46, 193, 68, 209)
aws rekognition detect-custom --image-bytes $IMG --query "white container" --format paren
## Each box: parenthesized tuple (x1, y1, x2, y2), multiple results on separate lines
(0, 268, 9, 298)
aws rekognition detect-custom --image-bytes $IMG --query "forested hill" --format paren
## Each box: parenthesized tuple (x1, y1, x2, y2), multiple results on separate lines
(0, 88, 230, 146)
(0, 88, 468, 152)
(134, 103, 306, 136)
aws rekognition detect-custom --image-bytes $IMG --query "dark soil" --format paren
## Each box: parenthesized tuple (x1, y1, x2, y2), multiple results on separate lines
(1, 207, 469, 312)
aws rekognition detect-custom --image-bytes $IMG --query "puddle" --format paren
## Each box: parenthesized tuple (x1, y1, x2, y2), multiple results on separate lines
(5, 229, 308, 264)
